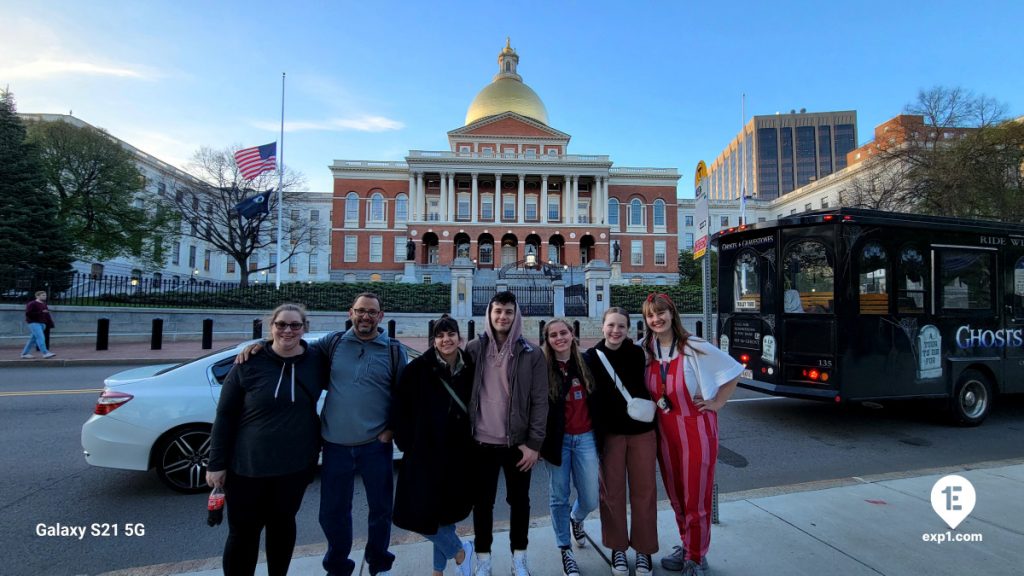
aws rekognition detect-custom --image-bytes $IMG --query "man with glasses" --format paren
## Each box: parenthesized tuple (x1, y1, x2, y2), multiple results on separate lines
(315, 292, 407, 576)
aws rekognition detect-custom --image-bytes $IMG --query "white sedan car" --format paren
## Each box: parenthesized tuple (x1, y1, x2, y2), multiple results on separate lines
(81, 333, 416, 493)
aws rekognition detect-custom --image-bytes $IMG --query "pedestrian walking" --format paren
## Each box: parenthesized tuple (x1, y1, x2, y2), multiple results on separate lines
(641, 294, 742, 576)
(22, 290, 56, 359)
(465, 291, 548, 576)
(393, 315, 475, 576)
(540, 319, 600, 576)
(207, 303, 325, 576)
(583, 308, 658, 576)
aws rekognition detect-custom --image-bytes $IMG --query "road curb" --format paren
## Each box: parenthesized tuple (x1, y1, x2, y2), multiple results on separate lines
(0, 358, 193, 368)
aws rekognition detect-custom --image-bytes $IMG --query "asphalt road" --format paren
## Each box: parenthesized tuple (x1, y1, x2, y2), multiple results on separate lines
(3, 364, 1023, 576)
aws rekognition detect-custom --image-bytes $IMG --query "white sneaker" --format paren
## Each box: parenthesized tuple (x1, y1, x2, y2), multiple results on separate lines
(475, 552, 492, 576)
(21, 354, 34, 359)
(511, 550, 530, 576)
(455, 540, 474, 576)
(43, 352, 56, 358)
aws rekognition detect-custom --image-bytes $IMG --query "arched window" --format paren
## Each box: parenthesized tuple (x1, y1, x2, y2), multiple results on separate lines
(607, 198, 620, 226)
(734, 251, 760, 312)
(858, 242, 888, 314)
(653, 199, 666, 228)
(345, 192, 359, 223)
(629, 199, 643, 227)
(395, 193, 408, 223)
(368, 192, 385, 223)
(897, 245, 927, 314)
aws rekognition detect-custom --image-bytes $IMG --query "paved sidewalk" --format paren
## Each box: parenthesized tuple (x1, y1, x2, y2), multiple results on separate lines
(105, 462, 1023, 576)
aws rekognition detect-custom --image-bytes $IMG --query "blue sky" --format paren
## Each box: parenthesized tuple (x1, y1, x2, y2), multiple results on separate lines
(4, 0, 1022, 197)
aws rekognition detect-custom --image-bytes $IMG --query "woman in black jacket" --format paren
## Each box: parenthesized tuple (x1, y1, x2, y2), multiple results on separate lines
(583, 307, 659, 576)
(207, 303, 326, 576)
(393, 315, 475, 576)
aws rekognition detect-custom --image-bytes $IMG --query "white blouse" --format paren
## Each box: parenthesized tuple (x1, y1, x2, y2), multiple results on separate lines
(680, 337, 744, 400)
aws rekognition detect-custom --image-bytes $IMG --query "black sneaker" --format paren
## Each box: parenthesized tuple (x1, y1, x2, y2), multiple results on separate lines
(570, 519, 587, 548)
(661, 545, 686, 570)
(560, 548, 580, 576)
(610, 550, 629, 576)
(635, 552, 653, 576)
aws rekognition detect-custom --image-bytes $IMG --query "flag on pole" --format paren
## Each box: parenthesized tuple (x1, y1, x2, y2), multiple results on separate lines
(233, 189, 273, 219)
(233, 143, 277, 180)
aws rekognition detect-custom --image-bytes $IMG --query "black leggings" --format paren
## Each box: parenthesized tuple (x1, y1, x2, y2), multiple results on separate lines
(223, 469, 310, 576)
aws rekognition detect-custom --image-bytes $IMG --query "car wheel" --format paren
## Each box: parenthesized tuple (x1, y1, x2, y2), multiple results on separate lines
(154, 425, 212, 493)
(949, 369, 993, 427)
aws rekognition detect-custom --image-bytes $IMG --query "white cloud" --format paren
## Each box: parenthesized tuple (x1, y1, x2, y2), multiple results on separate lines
(0, 59, 148, 80)
(250, 116, 405, 133)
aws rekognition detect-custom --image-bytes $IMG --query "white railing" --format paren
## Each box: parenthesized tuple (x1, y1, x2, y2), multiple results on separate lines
(408, 150, 610, 162)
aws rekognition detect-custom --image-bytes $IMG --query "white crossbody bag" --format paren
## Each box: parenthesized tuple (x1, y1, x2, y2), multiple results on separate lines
(594, 350, 656, 423)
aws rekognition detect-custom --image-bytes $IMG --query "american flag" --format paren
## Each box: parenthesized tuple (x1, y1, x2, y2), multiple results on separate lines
(233, 143, 277, 181)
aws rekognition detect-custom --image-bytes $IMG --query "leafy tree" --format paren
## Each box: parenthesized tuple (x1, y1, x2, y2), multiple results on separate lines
(25, 119, 177, 267)
(678, 248, 717, 291)
(841, 86, 1024, 221)
(160, 146, 316, 287)
(0, 90, 73, 288)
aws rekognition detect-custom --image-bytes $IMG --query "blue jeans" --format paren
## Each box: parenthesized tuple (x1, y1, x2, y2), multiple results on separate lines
(546, 431, 600, 548)
(423, 524, 462, 572)
(22, 323, 49, 356)
(319, 439, 395, 576)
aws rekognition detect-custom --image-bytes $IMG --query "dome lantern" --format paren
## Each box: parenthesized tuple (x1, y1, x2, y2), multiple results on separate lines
(465, 39, 549, 126)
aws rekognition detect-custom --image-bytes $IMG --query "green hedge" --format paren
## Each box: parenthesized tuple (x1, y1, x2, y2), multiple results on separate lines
(610, 285, 714, 315)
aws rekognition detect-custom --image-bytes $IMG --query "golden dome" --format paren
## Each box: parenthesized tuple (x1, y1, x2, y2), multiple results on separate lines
(465, 40, 549, 126)
(465, 78, 549, 126)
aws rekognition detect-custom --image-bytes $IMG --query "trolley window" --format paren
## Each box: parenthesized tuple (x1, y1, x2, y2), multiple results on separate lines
(858, 242, 889, 314)
(1015, 256, 1024, 319)
(937, 248, 994, 312)
(733, 250, 761, 312)
(783, 240, 834, 313)
(897, 245, 927, 314)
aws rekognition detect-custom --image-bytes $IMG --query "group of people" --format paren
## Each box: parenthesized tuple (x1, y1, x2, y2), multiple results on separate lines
(206, 290, 742, 576)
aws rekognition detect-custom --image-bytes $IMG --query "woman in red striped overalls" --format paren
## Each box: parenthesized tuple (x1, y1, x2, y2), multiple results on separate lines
(641, 293, 743, 576)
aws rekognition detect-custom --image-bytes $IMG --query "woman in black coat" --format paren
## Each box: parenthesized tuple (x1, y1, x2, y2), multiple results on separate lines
(393, 315, 475, 576)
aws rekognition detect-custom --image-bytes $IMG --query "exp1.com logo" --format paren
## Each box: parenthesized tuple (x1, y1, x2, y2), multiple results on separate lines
(922, 475, 984, 544)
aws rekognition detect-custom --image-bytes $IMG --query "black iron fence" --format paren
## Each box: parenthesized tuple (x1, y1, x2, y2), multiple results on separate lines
(0, 270, 450, 313)
(565, 284, 588, 317)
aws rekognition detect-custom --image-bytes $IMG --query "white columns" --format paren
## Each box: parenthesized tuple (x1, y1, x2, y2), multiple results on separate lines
(596, 176, 605, 225)
(416, 172, 425, 221)
(471, 173, 479, 223)
(408, 173, 417, 221)
(541, 175, 549, 224)
(495, 174, 503, 221)
(572, 176, 580, 224)
(563, 176, 572, 223)
(439, 173, 448, 223)
(517, 174, 525, 223)
(448, 173, 456, 221)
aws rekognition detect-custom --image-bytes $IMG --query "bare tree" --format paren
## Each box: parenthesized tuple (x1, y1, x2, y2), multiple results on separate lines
(842, 87, 1022, 221)
(162, 146, 318, 287)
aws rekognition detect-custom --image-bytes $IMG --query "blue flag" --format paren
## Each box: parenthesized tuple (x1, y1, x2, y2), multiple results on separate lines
(234, 190, 272, 219)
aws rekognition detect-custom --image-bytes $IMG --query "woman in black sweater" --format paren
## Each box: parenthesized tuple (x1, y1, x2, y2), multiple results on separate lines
(207, 303, 325, 576)
(583, 307, 659, 576)
(392, 315, 475, 576)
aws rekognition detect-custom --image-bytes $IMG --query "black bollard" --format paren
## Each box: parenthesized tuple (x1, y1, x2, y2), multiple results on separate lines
(151, 318, 164, 350)
(96, 318, 109, 351)
(387, 319, 396, 338)
(467, 319, 475, 341)
(202, 318, 213, 350)
(345, 319, 353, 331)
(428, 320, 436, 339)
(252, 319, 262, 340)
(538, 320, 546, 343)
(573, 320, 581, 338)
(696, 320, 704, 338)
(44, 326, 51, 350)
(636, 320, 644, 341)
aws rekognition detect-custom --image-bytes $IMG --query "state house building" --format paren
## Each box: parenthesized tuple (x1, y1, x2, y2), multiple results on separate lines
(329, 41, 679, 286)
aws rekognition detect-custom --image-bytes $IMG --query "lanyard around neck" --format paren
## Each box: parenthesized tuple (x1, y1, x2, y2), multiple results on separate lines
(654, 336, 676, 397)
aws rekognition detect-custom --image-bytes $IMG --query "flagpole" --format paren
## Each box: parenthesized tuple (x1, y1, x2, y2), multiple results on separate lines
(276, 72, 285, 289)
(740, 93, 747, 226)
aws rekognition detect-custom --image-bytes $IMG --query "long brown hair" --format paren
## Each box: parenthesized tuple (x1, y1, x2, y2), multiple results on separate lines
(640, 293, 691, 363)
(541, 319, 594, 401)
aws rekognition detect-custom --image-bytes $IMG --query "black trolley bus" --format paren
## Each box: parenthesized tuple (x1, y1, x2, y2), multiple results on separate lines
(711, 208, 1024, 426)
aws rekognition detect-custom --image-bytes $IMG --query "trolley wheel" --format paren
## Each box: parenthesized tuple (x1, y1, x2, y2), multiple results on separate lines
(948, 369, 993, 427)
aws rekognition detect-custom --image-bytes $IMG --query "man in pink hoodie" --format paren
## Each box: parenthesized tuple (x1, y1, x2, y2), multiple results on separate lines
(464, 291, 548, 576)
